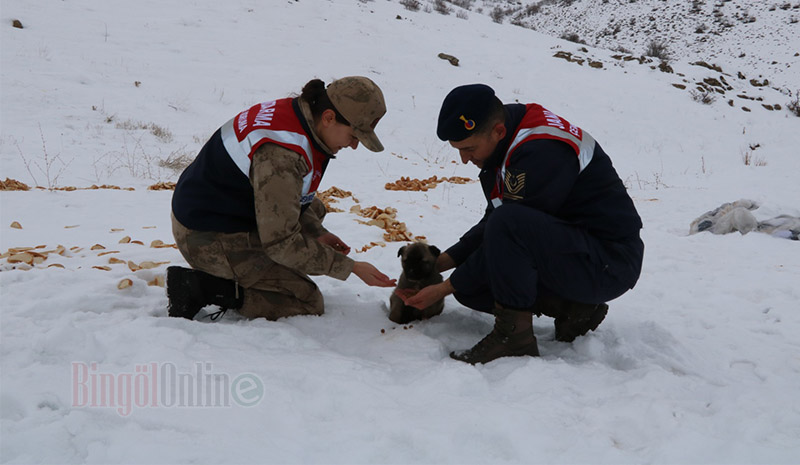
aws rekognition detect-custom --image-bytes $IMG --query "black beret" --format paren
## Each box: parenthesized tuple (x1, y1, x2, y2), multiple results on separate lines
(436, 84, 497, 141)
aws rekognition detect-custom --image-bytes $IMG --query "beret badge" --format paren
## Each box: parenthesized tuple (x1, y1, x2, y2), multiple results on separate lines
(459, 115, 476, 131)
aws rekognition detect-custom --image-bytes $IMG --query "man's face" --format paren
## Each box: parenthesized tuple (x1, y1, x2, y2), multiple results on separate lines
(448, 124, 505, 169)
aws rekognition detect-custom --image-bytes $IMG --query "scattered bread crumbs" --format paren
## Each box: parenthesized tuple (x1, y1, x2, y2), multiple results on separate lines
(0, 178, 31, 191)
(10, 221, 22, 229)
(357, 241, 387, 253)
(117, 279, 133, 289)
(148, 182, 176, 191)
(317, 186, 360, 212)
(385, 175, 472, 191)
(350, 205, 426, 242)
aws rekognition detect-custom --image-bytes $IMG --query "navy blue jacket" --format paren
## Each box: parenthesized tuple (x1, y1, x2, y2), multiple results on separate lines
(445, 103, 643, 266)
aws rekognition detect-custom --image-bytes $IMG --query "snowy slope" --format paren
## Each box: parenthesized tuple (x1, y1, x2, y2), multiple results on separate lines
(2, 0, 800, 464)
(471, 0, 800, 90)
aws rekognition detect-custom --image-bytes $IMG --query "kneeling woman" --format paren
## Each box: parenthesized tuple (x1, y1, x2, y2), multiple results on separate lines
(168, 76, 395, 321)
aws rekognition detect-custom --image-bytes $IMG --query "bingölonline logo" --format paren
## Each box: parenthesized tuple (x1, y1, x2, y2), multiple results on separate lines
(72, 362, 264, 416)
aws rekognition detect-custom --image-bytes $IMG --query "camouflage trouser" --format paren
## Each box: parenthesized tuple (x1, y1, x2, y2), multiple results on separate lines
(171, 212, 324, 320)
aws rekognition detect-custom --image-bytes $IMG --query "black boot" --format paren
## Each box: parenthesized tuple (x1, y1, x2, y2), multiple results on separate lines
(166, 266, 244, 320)
(533, 294, 608, 342)
(450, 304, 540, 365)
(554, 302, 608, 342)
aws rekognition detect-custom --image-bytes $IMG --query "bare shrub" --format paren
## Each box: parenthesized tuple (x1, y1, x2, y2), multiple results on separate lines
(15, 125, 74, 190)
(741, 148, 767, 167)
(560, 32, 586, 44)
(448, 0, 474, 9)
(456, 10, 468, 20)
(400, 0, 420, 11)
(690, 89, 717, 105)
(491, 7, 506, 23)
(159, 148, 194, 173)
(433, 0, 451, 15)
(788, 90, 800, 117)
(644, 39, 670, 62)
(115, 119, 174, 143)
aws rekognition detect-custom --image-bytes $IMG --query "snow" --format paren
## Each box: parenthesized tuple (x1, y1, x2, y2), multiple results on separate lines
(474, 0, 800, 90)
(1, 0, 799, 463)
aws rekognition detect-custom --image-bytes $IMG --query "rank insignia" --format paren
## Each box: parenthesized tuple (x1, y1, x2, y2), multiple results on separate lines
(504, 169, 526, 200)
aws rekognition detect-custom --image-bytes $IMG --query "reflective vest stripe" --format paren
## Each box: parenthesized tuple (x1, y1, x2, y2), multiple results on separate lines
(507, 126, 596, 173)
(219, 116, 313, 180)
(493, 105, 596, 207)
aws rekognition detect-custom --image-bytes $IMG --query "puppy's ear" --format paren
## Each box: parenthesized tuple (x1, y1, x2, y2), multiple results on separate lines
(397, 245, 407, 257)
(428, 245, 441, 257)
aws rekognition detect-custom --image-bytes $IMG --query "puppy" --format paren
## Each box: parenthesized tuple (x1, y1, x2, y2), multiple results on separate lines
(389, 242, 444, 324)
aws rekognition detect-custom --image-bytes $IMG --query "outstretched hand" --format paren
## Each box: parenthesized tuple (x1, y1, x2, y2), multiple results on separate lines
(352, 261, 396, 288)
(317, 232, 351, 255)
(395, 281, 454, 309)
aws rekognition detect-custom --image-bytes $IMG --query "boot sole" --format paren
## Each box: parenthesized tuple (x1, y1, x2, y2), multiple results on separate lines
(450, 343, 540, 365)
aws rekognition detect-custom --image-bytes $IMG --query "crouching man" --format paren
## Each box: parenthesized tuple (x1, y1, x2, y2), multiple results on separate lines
(167, 76, 396, 321)
(397, 84, 644, 364)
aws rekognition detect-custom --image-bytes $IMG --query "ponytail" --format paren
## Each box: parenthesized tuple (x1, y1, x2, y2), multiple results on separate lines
(299, 78, 350, 125)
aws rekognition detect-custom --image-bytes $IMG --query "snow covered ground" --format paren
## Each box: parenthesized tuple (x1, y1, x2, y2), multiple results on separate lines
(474, 0, 800, 90)
(1, 0, 799, 463)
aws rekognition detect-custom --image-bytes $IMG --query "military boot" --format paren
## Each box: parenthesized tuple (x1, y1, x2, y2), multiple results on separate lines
(450, 304, 540, 365)
(531, 293, 608, 342)
(166, 266, 244, 320)
(554, 302, 608, 342)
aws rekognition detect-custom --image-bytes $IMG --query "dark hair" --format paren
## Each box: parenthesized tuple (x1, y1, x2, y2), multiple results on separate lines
(475, 96, 505, 136)
(300, 79, 350, 125)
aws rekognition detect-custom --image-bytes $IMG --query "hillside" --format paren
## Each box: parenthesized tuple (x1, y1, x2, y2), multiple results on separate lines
(2, 0, 800, 464)
(463, 0, 800, 91)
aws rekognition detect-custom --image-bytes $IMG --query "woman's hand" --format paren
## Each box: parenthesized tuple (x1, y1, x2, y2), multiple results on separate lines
(352, 261, 396, 287)
(317, 232, 351, 255)
(395, 280, 454, 309)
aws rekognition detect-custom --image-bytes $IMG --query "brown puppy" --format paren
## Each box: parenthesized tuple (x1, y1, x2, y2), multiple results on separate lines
(389, 242, 444, 324)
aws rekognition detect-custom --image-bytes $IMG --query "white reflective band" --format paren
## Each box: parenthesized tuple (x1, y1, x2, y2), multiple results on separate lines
(219, 117, 314, 179)
(495, 125, 596, 207)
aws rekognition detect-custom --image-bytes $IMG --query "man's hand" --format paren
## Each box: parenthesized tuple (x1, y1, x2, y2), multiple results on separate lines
(317, 232, 351, 255)
(353, 261, 396, 287)
(396, 280, 455, 309)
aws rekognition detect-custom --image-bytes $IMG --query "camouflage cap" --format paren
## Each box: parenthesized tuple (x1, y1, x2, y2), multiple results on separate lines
(327, 76, 386, 152)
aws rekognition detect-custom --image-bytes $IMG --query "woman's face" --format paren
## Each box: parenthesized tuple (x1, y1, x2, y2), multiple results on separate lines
(317, 109, 359, 154)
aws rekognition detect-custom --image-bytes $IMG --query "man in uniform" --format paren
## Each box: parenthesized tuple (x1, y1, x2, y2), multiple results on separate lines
(398, 84, 644, 364)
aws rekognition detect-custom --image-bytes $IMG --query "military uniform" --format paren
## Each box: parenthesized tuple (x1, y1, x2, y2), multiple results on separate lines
(434, 84, 643, 364)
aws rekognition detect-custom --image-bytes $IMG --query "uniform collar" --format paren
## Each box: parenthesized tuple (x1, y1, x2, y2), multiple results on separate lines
(295, 98, 336, 158)
(484, 104, 524, 171)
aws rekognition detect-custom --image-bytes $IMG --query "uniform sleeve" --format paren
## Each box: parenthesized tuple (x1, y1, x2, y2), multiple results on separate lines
(250, 144, 354, 280)
(298, 196, 330, 238)
(504, 138, 579, 214)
